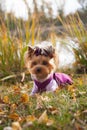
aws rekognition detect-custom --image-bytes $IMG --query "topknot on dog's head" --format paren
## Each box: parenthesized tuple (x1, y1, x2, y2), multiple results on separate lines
(34, 45, 55, 58)
(26, 41, 55, 58)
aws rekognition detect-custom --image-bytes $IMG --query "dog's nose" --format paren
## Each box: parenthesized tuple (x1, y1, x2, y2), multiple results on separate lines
(36, 68, 41, 73)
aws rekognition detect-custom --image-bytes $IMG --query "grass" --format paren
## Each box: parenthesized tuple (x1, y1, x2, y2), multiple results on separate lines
(0, 7, 87, 130)
(0, 12, 87, 77)
(0, 75, 87, 130)
(58, 13, 87, 72)
(0, 13, 40, 77)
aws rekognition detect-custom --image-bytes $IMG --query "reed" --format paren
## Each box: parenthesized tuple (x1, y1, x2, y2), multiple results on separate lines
(0, 9, 43, 78)
(58, 13, 87, 72)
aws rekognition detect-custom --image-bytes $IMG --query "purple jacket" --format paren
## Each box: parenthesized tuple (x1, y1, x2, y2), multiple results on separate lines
(53, 73, 73, 86)
(31, 73, 73, 95)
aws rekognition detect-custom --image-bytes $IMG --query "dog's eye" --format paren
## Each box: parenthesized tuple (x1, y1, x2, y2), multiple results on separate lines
(42, 61, 48, 65)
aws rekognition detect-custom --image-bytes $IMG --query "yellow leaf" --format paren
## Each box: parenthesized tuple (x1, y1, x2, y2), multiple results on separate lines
(68, 85, 75, 91)
(10, 104, 17, 113)
(26, 115, 37, 122)
(12, 122, 22, 130)
(78, 78, 83, 86)
(20, 93, 29, 103)
(38, 110, 48, 124)
(68, 85, 76, 101)
(3, 96, 10, 104)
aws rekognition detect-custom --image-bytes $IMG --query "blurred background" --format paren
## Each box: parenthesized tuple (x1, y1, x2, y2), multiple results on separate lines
(0, 0, 87, 78)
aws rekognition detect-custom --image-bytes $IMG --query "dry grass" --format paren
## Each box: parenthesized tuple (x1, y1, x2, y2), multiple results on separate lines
(58, 13, 87, 72)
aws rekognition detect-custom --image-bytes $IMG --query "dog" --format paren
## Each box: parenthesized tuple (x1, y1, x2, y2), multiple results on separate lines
(24, 41, 73, 95)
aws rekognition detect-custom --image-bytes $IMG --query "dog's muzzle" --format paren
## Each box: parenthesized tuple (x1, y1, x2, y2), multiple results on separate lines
(36, 67, 41, 73)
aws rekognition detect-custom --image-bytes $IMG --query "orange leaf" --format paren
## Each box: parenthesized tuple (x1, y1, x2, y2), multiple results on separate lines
(13, 86, 21, 94)
(0, 109, 5, 115)
(9, 113, 20, 120)
(20, 93, 29, 103)
(10, 104, 17, 113)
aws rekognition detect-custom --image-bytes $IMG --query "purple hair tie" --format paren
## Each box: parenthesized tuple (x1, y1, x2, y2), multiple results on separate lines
(34, 47, 49, 56)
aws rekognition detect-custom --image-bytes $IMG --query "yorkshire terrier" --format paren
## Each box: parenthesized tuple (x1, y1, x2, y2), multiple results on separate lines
(24, 41, 73, 95)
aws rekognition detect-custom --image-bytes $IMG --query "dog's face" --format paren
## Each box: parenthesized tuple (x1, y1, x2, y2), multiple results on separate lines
(24, 43, 58, 80)
(28, 55, 55, 80)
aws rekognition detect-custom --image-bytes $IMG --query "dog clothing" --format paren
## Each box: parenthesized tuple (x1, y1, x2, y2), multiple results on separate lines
(31, 73, 73, 95)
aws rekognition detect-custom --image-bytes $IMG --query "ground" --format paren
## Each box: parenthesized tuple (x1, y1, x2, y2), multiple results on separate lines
(0, 74, 87, 130)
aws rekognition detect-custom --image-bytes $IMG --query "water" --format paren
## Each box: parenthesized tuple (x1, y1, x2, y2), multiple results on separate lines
(56, 38, 75, 68)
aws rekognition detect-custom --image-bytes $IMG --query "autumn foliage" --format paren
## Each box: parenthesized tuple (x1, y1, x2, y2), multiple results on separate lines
(0, 75, 87, 130)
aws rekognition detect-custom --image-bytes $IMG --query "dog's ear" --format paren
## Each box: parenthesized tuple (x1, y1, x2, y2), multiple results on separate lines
(48, 46, 55, 58)
(24, 45, 35, 69)
(48, 46, 58, 68)
(28, 45, 34, 58)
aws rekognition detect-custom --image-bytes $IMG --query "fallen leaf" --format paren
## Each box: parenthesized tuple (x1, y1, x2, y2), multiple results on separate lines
(68, 85, 75, 91)
(0, 96, 4, 103)
(41, 96, 50, 102)
(68, 85, 77, 101)
(75, 122, 83, 130)
(26, 115, 37, 122)
(12, 122, 22, 130)
(38, 110, 54, 126)
(20, 93, 29, 103)
(54, 87, 60, 93)
(21, 72, 25, 82)
(74, 111, 81, 117)
(10, 104, 17, 113)
(13, 86, 21, 94)
(48, 106, 59, 115)
(79, 91, 86, 95)
(46, 119, 54, 126)
(38, 110, 48, 124)
(0, 120, 2, 124)
(23, 122, 33, 128)
(0, 109, 5, 115)
(9, 113, 20, 120)
(3, 96, 10, 104)
(82, 109, 87, 113)
(36, 95, 43, 109)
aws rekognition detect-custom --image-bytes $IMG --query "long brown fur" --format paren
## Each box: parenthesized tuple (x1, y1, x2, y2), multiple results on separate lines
(24, 42, 58, 80)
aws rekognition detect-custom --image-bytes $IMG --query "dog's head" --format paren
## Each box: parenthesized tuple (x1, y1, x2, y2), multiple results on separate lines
(24, 42, 58, 80)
